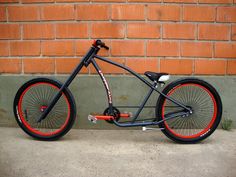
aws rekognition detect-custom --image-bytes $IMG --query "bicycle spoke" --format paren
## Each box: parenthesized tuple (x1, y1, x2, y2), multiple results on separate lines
(163, 83, 216, 138)
(19, 83, 70, 135)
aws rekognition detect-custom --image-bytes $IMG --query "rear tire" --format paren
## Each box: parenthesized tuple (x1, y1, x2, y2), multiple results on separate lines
(13, 78, 76, 141)
(156, 78, 222, 143)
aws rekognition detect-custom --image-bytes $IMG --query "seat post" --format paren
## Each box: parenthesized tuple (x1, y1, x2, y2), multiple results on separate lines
(153, 81, 158, 88)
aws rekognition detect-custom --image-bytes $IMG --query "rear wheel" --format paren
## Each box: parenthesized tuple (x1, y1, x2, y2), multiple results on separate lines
(13, 78, 76, 140)
(156, 78, 222, 143)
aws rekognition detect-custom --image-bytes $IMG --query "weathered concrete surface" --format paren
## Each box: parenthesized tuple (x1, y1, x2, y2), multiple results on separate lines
(0, 75, 235, 128)
(0, 127, 235, 177)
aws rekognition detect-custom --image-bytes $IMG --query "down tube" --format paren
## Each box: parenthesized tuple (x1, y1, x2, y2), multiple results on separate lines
(91, 58, 113, 106)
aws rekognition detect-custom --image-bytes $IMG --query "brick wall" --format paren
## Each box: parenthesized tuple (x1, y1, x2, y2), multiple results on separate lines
(0, 0, 236, 75)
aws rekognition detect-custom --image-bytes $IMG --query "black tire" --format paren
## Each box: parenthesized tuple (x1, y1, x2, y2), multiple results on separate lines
(13, 78, 76, 141)
(156, 78, 222, 143)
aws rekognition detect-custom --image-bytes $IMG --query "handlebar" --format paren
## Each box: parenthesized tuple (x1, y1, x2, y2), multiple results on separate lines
(92, 39, 109, 50)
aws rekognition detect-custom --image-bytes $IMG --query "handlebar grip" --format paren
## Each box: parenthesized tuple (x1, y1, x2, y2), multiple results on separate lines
(93, 40, 109, 50)
(103, 45, 109, 50)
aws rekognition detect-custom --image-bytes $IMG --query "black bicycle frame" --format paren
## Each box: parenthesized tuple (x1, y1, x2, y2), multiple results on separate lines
(38, 46, 191, 127)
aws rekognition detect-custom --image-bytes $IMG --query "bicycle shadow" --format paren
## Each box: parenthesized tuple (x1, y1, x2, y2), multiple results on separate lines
(61, 129, 214, 145)
(15, 129, 214, 145)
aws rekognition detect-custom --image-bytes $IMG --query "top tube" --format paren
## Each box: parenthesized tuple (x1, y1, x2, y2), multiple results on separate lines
(94, 55, 154, 88)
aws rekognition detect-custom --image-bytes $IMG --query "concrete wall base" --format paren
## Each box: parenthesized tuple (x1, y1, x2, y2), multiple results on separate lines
(0, 75, 235, 129)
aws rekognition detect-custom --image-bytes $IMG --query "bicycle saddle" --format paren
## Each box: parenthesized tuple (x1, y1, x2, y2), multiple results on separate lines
(144, 71, 170, 82)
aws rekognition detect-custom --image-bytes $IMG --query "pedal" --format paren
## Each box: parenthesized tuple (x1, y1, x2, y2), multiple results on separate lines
(120, 112, 133, 118)
(88, 115, 97, 124)
(142, 127, 164, 131)
(120, 112, 132, 118)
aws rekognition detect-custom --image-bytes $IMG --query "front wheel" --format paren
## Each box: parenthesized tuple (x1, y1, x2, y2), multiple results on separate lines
(156, 78, 222, 143)
(13, 78, 76, 140)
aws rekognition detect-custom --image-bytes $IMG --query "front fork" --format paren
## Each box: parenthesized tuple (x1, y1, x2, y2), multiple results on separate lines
(37, 47, 97, 122)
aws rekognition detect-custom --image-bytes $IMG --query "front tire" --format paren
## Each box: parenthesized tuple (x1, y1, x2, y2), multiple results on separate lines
(156, 78, 222, 143)
(13, 78, 76, 141)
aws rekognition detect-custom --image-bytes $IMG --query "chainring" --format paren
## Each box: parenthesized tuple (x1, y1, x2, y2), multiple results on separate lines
(103, 107, 120, 124)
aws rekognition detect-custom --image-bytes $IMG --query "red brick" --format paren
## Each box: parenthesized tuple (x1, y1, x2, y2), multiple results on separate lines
(23, 24, 55, 39)
(217, 7, 236, 22)
(181, 42, 212, 57)
(0, 59, 21, 74)
(56, 0, 88, 2)
(55, 58, 88, 74)
(42, 41, 74, 56)
(92, 0, 125, 2)
(199, 0, 233, 3)
(164, 0, 196, 2)
(90, 58, 125, 74)
(232, 25, 236, 40)
(227, 60, 236, 75)
(198, 24, 230, 41)
(41, 5, 74, 21)
(160, 59, 193, 75)
(111, 40, 144, 56)
(76, 5, 109, 20)
(0, 0, 19, 3)
(76, 40, 94, 56)
(128, 0, 160, 2)
(0, 7, 6, 21)
(147, 41, 180, 57)
(148, 5, 181, 21)
(195, 59, 226, 75)
(127, 23, 160, 39)
(56, 23, 88, 39)
(10, 41, 40, 56)
(0, 41, 9, 56)
(163, 23, 196, 39)
(91, 23, 125, 39)
(8, 6, 39, 21)
(21, 0, 54, 3)
(112, 4, 145, 20)
(24, 58, 54, 74)
(126, 58, 158, 74)
(0, 24, 20, 39)
(183, 6, 215, 22)
(75, 40, 109, 56)
(214, 42, 236, 58)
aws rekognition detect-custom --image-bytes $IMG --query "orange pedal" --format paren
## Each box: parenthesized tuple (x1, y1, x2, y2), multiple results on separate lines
(120, 113, 130, 118)
(94, 115, 114, 120)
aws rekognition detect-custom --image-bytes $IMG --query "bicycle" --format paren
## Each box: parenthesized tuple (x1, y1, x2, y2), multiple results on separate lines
(13, 40, 222, 143)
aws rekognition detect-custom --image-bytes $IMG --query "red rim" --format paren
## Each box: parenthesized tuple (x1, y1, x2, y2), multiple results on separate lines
(162, 83, 217, 139)
(17, 82, 71, 137)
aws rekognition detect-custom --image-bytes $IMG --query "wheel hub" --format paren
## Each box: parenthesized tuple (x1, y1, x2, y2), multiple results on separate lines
(40, 105, 48, 112)
(182, 106, 193, 118)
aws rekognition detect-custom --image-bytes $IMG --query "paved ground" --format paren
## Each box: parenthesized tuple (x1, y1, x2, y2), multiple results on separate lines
(0, 127, 235, 177)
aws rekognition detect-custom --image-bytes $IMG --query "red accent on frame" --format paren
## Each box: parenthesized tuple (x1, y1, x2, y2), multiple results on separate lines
(92, 40, 97, 47)
(40, 105, 48, 112)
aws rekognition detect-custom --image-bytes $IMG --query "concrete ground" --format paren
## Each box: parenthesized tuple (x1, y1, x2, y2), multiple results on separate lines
(0, 127, 235, 177)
